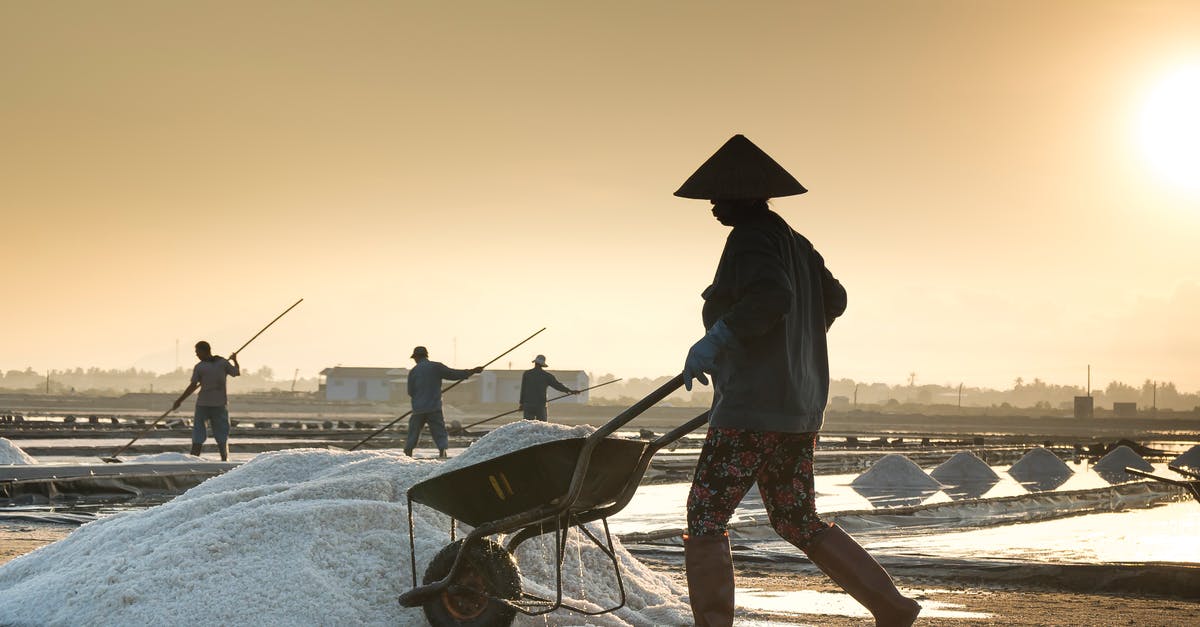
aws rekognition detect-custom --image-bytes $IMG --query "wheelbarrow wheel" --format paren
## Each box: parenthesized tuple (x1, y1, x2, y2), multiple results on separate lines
(422, 538, 521, 627)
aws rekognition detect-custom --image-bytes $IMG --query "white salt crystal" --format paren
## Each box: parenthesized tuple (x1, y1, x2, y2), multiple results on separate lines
(930, 451, 1000, 484)
(0, 438, 37, 465)
(123, 452, 205, 463)
(1170, 444, 1200, 471)
(0, 422, 688, 626)
(850, 454, 942, 489)
(1007, 447, 1072, 480)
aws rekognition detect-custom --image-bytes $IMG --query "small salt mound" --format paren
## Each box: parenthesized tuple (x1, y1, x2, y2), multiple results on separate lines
(930, 451, 1000, 484)
(0, 438, 37, 465)
(1171, 444, 1200, 471)
(1008, 447, 1071, 477)
(850, 454, 942, 489)
(0, 422, 688, 626)
(1092, 445, 1154, 483)
(1008, 447, 1073, 491)
(124, 452, 204, 463)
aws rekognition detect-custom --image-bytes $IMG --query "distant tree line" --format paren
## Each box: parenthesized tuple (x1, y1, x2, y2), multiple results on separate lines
(4, 366, 1197, 414)
(0, 366, 319, 395)
(587, 372, 1200, 413)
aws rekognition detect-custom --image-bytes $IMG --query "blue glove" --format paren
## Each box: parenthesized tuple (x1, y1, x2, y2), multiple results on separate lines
(683, 319, 736, 391)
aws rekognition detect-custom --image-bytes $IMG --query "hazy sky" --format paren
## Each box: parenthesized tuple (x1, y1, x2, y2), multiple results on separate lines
(3, 1, 1199, 391)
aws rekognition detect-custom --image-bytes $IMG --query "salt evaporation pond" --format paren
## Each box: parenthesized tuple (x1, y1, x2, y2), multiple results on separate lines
(0, 438, 38, 465)
(0, 421, 691, 626)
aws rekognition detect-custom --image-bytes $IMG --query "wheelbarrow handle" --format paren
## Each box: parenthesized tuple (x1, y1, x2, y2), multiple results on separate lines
(1124, 466, 1190, 486)
(647, 411, 711, 454)
(556, 374, 684, 514)
(591, 374, 684, 441)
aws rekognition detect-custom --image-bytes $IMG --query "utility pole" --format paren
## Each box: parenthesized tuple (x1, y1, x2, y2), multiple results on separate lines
(853, 383, 859, 406)
(1153, 380, 1158, 417)
(291, 369, 299, 393)
(45, 370, 50, 394)
(958, 382, 963, 410)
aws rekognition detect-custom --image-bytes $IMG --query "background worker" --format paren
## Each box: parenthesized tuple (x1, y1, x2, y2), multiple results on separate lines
(519, 354, 578, 421)
(676, 134, 920, 626)
(172, 340, 239, 461)
(406, 345, 482, 458)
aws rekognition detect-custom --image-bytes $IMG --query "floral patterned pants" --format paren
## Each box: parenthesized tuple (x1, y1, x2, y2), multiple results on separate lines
(686, 426, 830, 549)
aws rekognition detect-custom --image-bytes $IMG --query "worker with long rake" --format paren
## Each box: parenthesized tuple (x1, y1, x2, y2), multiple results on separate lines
(519, 354, 579, 421)
(172, 341, 240, 461)
(406, 345, 482, 458)
(676, 135, 920, 627)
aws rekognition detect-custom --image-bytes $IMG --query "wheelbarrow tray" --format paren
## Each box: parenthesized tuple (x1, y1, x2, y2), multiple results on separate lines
(408, 436, 648, 528)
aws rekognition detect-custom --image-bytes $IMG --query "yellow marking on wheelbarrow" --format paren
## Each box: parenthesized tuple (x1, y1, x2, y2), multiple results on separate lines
(488, 473, 514, 500)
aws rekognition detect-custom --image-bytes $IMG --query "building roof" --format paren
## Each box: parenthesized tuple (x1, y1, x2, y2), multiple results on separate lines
(319, 367, 408, 378)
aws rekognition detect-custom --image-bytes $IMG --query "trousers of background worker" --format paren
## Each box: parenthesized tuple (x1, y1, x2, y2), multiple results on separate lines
(406, 410, 449, 452)
(522, 406, 548, 421)
(686, 427, 830, 547)
(192, 405, 231, 446)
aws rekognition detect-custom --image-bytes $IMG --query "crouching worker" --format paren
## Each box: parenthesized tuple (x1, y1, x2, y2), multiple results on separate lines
(173, 340, 240, 461)
(675, 135, 920, 627)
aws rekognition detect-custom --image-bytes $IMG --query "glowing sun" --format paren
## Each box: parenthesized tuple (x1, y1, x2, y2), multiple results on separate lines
(1138, 65, 1200, 195)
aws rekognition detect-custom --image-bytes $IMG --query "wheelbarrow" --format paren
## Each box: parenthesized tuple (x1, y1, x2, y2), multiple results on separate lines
(1124, 465, 1200, 502)
(397, 374, 708, 626)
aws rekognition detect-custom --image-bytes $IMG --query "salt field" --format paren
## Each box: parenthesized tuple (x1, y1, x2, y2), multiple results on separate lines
(0, 422, 692, 626)
(3, 423, 1199, 625)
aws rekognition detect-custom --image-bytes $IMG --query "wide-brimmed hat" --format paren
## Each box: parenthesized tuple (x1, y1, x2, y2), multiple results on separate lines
(674, 134, 807, 200)
(532, 354, 547, 367)
(411, 346, 429, 359)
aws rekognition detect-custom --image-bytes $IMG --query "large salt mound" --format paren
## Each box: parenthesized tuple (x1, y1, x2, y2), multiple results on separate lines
(850, 454, 942, 489)
(1171, 444, 1200, 471)
(0, 437, 37, 465)
(930, 451, 1000, 485)
(1092, 445, 1154, 483)
(1008, 447, 1073, 491)
(0, 422, 688, 626)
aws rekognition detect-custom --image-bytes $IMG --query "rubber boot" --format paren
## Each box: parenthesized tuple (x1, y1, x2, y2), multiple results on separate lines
(684, 532, 735, 627)
(803, 525, 920, 627)
(438, 449, 448, 459)
(218, 442, 229, 462)
(189, 443, 203, 458)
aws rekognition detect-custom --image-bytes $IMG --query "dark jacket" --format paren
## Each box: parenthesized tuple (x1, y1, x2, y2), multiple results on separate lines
(701, 209, 847, 433)
(520, 367, 571, 407)
(407, 359, 474, 413)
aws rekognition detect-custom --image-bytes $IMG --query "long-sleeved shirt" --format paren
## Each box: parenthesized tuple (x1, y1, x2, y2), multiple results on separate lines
(701, 209, 847, 433)
(191, 357, 240, 407)
(520, 367, 571, 407)
(407, 359, 474, 412)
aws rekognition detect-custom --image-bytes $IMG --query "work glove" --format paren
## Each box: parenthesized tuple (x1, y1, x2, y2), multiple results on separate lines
(470, 366, 484, 374)
(683, 319, 736, 391)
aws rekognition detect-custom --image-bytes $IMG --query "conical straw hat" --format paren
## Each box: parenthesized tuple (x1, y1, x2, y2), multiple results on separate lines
(674, 134, 807, 200)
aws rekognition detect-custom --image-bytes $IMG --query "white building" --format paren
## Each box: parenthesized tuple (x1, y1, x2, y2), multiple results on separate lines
(473, 370, 590, 404)
(318, 367, 408, 402)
